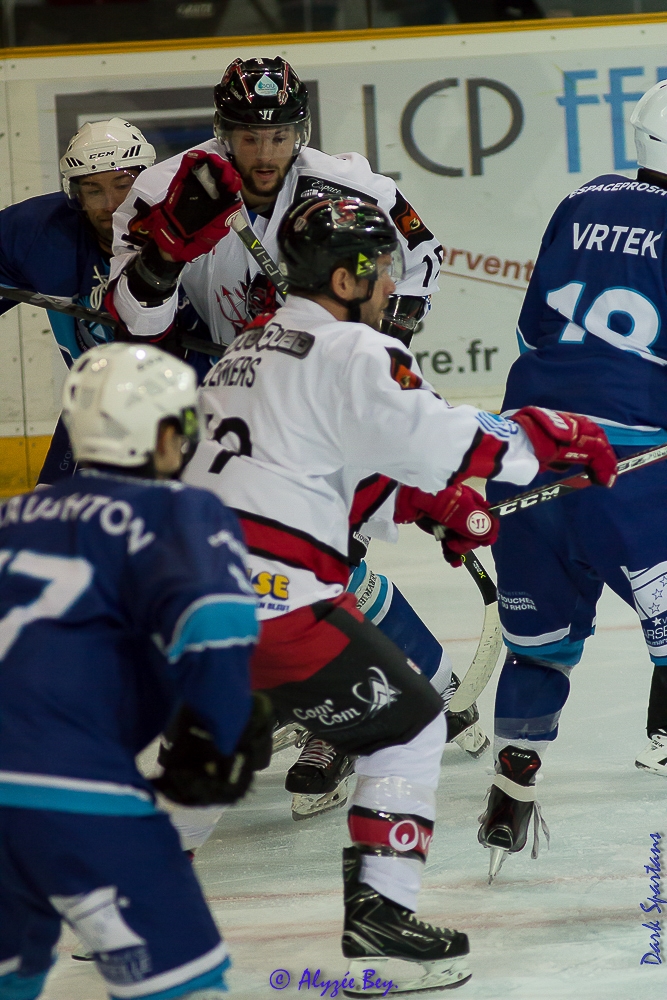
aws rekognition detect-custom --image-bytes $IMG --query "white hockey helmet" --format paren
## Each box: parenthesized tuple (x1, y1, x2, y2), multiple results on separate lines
(631, 80, 667, 174)
(60, 117, 156, 198)
(62, 343, 199, 469)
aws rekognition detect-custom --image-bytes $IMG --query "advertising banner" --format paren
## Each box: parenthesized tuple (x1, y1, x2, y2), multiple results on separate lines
(1, 14, 667, 489)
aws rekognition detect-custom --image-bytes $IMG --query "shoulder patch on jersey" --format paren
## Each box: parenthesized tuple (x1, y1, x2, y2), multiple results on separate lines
(386, 346, 422, 390)
(390, 191, 434, 251)
(294, 175, 378, 205)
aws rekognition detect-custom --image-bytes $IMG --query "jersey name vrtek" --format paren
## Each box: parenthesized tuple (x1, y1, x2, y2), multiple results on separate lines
(506, 173, 667, 443)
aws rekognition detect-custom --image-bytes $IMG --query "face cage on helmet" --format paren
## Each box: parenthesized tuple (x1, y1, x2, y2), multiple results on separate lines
(214, 116, 311, 160)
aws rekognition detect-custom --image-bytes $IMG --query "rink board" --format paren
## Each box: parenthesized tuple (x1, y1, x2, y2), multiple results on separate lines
(2, 13, 667, 490)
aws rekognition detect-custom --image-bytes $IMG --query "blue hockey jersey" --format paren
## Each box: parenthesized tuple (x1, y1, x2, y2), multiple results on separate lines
(0, 192, 114, 366)
(505, 172, 667, 445)
(0, 470, 258, 816)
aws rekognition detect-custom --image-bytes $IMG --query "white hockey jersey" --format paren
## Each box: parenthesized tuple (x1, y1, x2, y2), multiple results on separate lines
(183, 296, 539, 619)
(111, 140, 443, 346)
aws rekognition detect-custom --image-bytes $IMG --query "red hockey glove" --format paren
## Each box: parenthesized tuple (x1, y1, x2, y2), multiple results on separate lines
(510, 406, 617, 487)
(132, 150, 243, 263)
(394, 483, 499, 566)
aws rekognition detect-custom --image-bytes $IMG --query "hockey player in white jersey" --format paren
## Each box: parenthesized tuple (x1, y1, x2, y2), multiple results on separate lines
(109, 55, 488, 822)
(180, 197, 617, 995)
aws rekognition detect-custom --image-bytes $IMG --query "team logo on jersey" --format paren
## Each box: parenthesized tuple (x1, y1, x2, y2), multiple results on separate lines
(466, 510, 493, 536)
(352, 665, 400, 716)
(215, 276, 250, 336)
(390, 191, 435, 251)
(386, 347, 422, 391)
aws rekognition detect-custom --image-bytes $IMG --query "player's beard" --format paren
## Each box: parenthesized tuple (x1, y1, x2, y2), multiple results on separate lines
(238, 161, 291, 202)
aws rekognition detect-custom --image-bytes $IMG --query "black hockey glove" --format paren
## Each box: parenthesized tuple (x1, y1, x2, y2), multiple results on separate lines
(152, 693, 274, 807)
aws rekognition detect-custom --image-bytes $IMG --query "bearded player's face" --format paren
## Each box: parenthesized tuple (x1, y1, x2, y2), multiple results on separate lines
(230, 126, 296, 203)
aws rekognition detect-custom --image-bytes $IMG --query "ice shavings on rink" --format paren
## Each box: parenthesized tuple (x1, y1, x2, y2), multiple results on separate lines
(42, 525, 663, 1000)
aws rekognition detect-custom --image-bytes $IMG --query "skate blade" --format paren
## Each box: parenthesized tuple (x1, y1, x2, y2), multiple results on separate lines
(488, 846, 508, 884)
(291, 775, 352, 821)
(272, 723, 306, 754)
(635, 758, 667, 775)
(342, 955, 471, 995)
(451, 723, 489, 759)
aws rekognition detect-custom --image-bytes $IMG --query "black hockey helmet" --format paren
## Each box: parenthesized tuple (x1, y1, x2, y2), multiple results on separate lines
(214, 57, 311, 156)
(278, 197, 404, 298)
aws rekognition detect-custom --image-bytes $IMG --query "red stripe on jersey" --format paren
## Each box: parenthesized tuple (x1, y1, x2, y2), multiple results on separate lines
(348, 805, 434, 862)
(251, 591, 362, 689)
(237, 511, 349, 587)
(450, 428, 508, 484)
(349, 474, 398, 532)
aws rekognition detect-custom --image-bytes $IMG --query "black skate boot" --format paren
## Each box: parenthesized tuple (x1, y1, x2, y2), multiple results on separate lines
(341, 847, 471, 995)
(285, 734, 355, 820)
(478, 744, 549, 883)
(443, 672, 489, 758)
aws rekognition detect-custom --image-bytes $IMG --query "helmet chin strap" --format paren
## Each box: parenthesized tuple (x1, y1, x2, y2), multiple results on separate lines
(324, 279, 375, 323)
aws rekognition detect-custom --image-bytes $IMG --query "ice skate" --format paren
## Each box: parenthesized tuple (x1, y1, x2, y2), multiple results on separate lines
(341, 847, 471, 995)
(635, 730, 667, 775)
(478, 745, 549, 883)
(285, 733, 356, 820)
(444, 673, 489, 758)
(272, 720, 307, 754)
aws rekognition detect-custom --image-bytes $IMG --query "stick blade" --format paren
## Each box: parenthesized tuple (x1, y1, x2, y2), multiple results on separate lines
(448, 602, 503, 712)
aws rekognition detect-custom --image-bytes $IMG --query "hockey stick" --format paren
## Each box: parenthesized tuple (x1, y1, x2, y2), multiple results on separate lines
(0, 283, 120, 330)
(441, 441, 667, 711)
(430, 525, 502, 714)
(0, 284, 223, 358)
(230, 213, 289, 299)
(488, 441, 667, 517)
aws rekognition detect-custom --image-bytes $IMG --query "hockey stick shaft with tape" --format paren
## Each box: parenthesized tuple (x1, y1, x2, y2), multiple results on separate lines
(0, 283, 222, 357)
(0, 284, 120, 329)
(230, 213, 289, 299)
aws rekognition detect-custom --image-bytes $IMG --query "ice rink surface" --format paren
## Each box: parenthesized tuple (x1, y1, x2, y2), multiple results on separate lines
(42, 524, 664, 1000)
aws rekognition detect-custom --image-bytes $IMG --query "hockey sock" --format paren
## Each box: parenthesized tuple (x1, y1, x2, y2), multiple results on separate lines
(347, 561, 446, 684)
(647, 664, 667, 738)
(494, 651, 571, 756)
(429, 649, 454, 698)
(349, 714, 445, 910)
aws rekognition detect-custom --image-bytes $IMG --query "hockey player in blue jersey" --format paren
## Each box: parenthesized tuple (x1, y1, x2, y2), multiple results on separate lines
(0, 118, 156, 483)
(478, 78, 667, 881)
(0, 341, 272, 1000)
